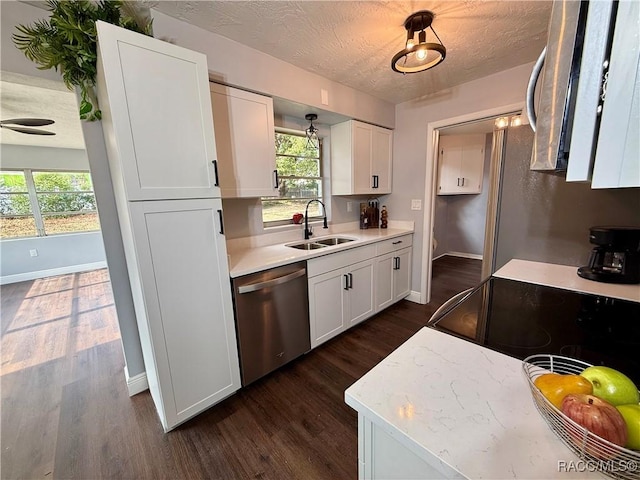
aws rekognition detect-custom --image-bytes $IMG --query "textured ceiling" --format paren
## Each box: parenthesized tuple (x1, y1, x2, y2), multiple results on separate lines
(147, 1, 552, 105)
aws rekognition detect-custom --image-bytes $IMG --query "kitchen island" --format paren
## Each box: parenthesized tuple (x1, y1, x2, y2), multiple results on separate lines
(345, 327, 605, 479)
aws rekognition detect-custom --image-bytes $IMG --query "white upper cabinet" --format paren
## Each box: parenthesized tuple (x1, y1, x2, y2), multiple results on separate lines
(591, 0, 640, 188)
(437, 134, 485, 195)
(331, 120, 393, 195)
(95, 21, 220, 201)
(209, 83, 278, 198)
(567, 0, 639, 188)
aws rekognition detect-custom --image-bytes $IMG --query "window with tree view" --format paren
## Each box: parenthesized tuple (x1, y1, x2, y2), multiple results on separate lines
(262, 131, 323, 225)
(0, 170, 100, 239)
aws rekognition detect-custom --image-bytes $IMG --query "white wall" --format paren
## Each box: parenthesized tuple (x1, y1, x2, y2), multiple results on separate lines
(0, 1, 145, 380)
(1, 144, 88, 170)
(150, 9, 395, 129)
(389, 62, 535, 298)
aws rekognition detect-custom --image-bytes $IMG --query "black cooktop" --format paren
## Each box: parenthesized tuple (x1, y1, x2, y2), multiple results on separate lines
(428, 277, 640, 384)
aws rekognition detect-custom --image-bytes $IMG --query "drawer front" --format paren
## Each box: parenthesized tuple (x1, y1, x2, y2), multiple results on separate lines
(307, 244, 376, 278)
(375, 235, 413, 256)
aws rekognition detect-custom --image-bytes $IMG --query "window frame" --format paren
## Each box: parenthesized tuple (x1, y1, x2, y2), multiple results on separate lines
(0, 168, 99, 239)
(262, 128, 324, 227)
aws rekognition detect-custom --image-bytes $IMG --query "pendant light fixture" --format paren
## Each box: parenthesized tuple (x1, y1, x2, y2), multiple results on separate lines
(391, 10, 446, 74)
(305, 113, 319, 149)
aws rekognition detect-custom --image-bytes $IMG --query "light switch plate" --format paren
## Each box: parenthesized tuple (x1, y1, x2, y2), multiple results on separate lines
(411, 199, 422, 210)
(29, 249, 38, 257)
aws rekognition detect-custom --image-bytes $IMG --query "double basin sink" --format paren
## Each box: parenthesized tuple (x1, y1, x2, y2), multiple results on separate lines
(286, 236, 355, 250)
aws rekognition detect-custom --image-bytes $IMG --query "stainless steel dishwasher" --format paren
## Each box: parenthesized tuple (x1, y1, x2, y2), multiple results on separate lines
(231, 261, 311, 386)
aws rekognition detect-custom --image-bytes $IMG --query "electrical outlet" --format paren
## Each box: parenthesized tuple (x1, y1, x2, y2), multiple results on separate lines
(411, 199, 422, 210)
(29, 249, 38, 257)
(321, 89, 329, 106)
(347, 201, 353, 212)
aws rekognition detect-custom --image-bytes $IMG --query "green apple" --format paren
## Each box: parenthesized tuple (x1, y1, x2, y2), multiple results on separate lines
(581, 366, 640, 406)
(616, 404, 640, 450)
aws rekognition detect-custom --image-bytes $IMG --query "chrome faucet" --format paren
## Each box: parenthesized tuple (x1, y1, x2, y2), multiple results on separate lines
(304, 199, 328, 240)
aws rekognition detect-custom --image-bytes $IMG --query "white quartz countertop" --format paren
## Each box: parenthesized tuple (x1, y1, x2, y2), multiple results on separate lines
(345, 328, 605, 480)
(495, 259, 640, 303)
(226, 226, 413, 278)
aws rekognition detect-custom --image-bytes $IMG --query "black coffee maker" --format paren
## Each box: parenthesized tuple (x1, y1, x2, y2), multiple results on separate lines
(577, 226, 640, 284)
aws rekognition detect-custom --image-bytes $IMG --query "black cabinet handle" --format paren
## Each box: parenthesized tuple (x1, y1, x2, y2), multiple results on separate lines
(273, 170, 279, 189)
(372, 175, 379, 189)
(217, 209, 224, 235)
(392, 240, 402, 245)
(212, 160, 220, 187)
(348, 273, 353, 289)
(344, 274, 350, 290)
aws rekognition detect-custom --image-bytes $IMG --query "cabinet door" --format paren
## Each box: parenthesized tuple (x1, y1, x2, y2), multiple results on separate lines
(438, 134, 485, 195)
(393, 248, 412, 302)
(375, 253, 395, 312)
(129, 198, 240, 431)
(591, 0, 640, 189)
(438, 146, 464, 194)
(460, 144, 485, 193)
(353, 122, 374, 194)
(210, 84, 278, 197)
(308, 269, 347, 348)
(347, 259, 375, 326)
(372, 127, 393, 194)
(96, 21, 219, 201)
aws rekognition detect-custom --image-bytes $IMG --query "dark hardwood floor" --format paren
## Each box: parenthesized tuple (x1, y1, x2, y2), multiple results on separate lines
(1, 255, 481, 480)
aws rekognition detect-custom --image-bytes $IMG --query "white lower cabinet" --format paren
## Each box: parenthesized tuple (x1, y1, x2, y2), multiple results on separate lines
(375, 247, 412, 312)
(128, 199, 241, 431)
(308, 245, 376, 348)
(308, 257, 375, 348)
(308, 236, 413, 349)
(358, 414, 446, 480)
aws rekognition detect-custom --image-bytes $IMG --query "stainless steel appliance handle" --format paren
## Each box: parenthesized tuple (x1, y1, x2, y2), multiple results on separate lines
(427, 287, 474, 325)
(237, 268, 306, 294)
(526, 47, 546, 133)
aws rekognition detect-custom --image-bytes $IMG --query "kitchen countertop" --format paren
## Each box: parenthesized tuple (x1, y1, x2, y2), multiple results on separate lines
(344, 327, 604, 479)
(226, 225, 414, 278)
(495, 259, 640, 303)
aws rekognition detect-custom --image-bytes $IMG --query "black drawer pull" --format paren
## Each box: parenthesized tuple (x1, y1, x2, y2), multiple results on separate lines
(392, 240, 402, 245)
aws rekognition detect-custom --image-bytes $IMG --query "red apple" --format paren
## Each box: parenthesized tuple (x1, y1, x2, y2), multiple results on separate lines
(561, 394, 628, 458)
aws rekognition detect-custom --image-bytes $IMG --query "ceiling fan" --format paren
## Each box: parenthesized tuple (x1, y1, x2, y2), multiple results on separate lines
(0, 118, 56, 135)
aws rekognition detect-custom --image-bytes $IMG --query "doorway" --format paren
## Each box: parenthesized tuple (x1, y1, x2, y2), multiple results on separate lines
(420, 102, 525, 304)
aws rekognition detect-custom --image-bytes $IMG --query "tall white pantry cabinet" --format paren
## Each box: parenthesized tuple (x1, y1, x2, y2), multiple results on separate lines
(95, 21, 241, 431)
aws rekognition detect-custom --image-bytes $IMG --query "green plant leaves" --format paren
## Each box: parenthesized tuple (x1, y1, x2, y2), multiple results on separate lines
(12, 0, 152, 122)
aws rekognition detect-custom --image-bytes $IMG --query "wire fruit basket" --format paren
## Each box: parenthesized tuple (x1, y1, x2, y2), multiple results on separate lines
(523, 354, 640, 480)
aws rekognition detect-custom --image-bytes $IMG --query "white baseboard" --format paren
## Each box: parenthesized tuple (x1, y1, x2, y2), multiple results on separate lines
(0, 261, 108, 285)
(442, 252, 483, 261)
(125, 367, 148, 397)
(405, 290, 422, 304)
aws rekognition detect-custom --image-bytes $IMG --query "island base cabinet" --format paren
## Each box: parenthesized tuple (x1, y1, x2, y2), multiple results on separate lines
(358, 414, 459, 480)
(128, 199, 241, 431)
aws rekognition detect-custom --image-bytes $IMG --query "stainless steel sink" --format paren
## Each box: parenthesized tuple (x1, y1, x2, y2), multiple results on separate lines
(314, 237, 355, 246)
(287, 242, 327, 250)
(286, 237, 355, 250)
